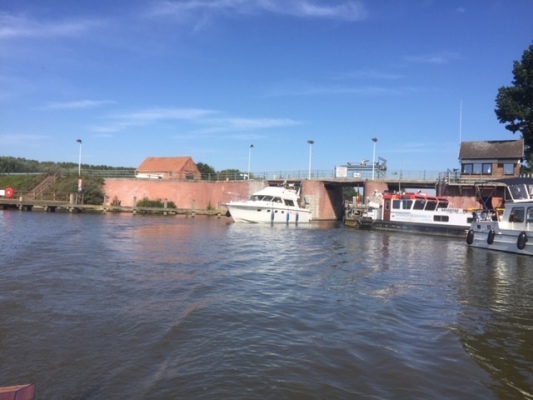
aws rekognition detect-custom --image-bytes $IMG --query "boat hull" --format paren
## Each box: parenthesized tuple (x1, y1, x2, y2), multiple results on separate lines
(371, 220, 469, 237)
(226, 204, 311, 224)
(467, 221, 533, 256)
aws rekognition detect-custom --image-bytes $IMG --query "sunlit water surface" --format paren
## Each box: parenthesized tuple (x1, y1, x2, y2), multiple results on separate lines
(1, 211, 532, 399)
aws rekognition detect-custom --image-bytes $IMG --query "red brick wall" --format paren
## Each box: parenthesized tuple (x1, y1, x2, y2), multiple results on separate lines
(104, 179, 258, 210)
(103, 179, 343, 220)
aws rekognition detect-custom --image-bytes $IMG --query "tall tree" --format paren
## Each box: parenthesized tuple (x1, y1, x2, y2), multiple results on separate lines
(495, 42, 533, 166)
(196, 162, 216, 179)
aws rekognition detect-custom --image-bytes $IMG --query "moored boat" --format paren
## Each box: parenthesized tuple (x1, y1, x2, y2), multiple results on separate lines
(345, 191, 473, 237)
(466, 178, 533, 255)
(225, 184, 311, 224)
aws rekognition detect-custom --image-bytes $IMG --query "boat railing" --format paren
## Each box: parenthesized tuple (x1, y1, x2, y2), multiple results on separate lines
(472, 209, 498, 222)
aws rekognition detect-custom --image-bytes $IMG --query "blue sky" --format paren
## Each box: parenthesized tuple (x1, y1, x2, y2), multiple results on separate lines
(1, 0, 532, 175)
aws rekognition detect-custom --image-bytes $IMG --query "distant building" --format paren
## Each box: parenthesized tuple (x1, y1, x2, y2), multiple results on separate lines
(458, 139, 524, 178)
(135, 156, 201, 180)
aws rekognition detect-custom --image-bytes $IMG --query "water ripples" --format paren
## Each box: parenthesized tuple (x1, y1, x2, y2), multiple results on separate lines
(1, 212, 532, 398)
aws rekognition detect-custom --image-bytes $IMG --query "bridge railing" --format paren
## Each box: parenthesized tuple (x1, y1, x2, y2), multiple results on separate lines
(78, 169, 448, 181)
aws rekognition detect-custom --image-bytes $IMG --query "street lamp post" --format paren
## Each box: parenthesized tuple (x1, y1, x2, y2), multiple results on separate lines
(371, 137, 378, 180)
(248, 144, 254, 180)
(76, 139, 82, 176)
(307, 140, 314, 179)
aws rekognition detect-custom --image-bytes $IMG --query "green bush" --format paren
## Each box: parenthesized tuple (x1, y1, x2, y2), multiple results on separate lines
(0, 175, 43, 192)
(136, 197, 177, 208)
(48, 174, 105, 205)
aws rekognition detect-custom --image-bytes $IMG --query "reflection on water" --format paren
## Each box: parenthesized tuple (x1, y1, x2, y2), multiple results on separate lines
(459, 248, 533, 399)
(0, 212, 532, 399)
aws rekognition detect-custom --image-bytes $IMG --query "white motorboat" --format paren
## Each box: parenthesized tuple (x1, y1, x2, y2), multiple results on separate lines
(225, 185, 311, 223)
(466, 178, 533, 255)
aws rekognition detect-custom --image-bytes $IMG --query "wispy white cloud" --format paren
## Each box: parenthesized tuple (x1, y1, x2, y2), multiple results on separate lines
(148, 0, 367, 21)
(42, 99, 116, 110)
(335, 69, 405, 80)
(112, 107, 218, 123)
(0, 134, 49, 145)
(217, 117, 300, 130)
(264, 82, 419, 97)
(405, 51, 460, 65)
(91, 107, 217, 133)
(91, 106, 301, 136)
(0, 13, 101, 40)
(187, 116, 302, 136)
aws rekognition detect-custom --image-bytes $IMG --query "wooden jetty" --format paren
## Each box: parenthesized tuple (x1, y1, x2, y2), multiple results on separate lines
(0, 197, 222, 217)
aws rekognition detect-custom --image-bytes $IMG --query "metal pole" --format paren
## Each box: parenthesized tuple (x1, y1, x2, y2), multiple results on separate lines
(248, 144, 253, 179)
(371, 137, 377, 180)
(77, 139, 82, 176)
(307, 140, 314, 179)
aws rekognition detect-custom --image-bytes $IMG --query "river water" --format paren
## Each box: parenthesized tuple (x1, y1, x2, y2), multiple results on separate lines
(1, 211, 532, 399)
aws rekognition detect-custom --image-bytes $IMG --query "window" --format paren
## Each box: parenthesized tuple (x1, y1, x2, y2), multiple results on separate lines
(413, 200, 425, 210)
(462, 163, 493, 175)
(403, 200, 413, 210)
(503, 163, 515, 175)
(284, 199, 295, 206)
(425, 201, 438, 211)
(527, 207, 533, 223)
(462, 164, 473, 175)
(392, 200, 401, 209)
(482, 163, 492, 175)
(509, 207, 525, 223)
(434, 215, 449, 222)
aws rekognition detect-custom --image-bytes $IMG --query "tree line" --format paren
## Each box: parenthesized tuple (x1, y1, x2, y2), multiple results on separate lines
(0, 156, 133, 174)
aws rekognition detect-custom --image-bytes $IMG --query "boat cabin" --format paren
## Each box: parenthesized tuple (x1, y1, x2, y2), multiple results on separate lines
(500, 181, 533, 228)
(382, 192, 449, 221)
(250, 193, 297, 207)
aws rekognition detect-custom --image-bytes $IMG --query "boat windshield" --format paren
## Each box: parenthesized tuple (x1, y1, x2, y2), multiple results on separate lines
(508, 184, 531, 201)
(250, 195, 273, 201)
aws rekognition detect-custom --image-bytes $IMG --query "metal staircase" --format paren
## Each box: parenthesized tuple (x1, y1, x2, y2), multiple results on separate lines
(29, 174, 57, 199)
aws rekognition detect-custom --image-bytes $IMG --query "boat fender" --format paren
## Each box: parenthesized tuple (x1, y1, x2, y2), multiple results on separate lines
(286, 212, 290, 222)
(466, 229, 474, 245)
(296, 213, 299, 222)
(225, 210, 231, 218)
(487, 229, 496, 245)
(271, 210, 274, 221)
(517, 231, 528, 250)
